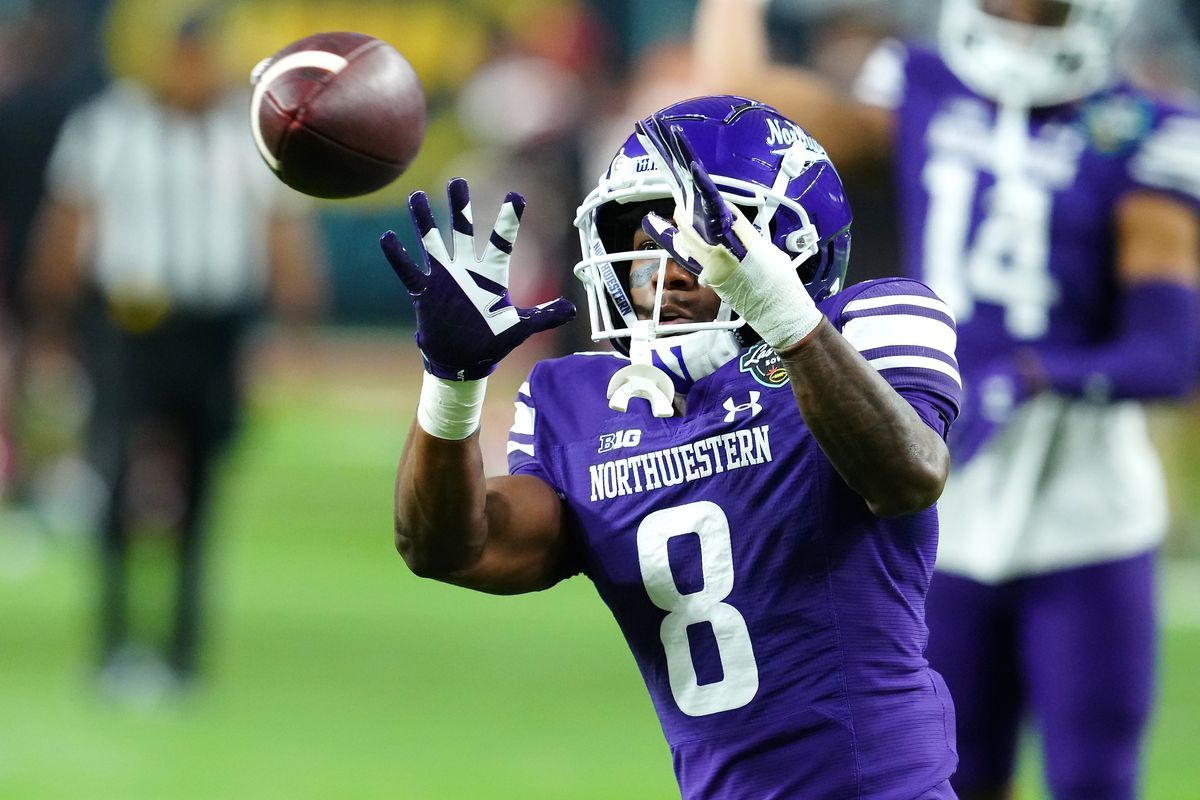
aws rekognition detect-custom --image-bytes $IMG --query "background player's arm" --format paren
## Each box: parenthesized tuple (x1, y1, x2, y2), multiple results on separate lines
(691, 0, 893, 169)
(266, 214, 328, 324)
(1019, 190, 1200, 398)
(1115, 191, 1199, 290)
(394, 423, 574, 594)
(23, 197, 87, 333)
(777, 322, 950, 518)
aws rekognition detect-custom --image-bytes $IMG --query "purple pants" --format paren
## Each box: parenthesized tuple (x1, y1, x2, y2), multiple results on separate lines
(925, 551, 1157, 800)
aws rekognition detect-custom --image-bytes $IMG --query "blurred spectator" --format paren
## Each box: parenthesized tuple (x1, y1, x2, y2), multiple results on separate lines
(1123, 0, 1200, 99)
(693, 0, 1200, 797)
(758, 0, 905, 284)
(23, 6, 325, 701)
(0, 0, 107, 504)
(451, 5, 618, 355)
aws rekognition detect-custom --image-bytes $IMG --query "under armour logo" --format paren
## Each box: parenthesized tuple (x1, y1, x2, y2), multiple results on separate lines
(723, 391, 762, 422)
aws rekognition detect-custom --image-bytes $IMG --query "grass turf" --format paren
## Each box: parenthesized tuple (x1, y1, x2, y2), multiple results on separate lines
(1, 331, 1197, 799)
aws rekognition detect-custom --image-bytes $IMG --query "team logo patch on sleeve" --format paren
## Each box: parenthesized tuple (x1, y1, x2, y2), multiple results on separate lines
(1080, 93, 1152, 156)
(739, 342, 789, 388)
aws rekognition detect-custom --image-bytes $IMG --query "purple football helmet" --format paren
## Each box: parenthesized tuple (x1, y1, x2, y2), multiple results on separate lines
(573, 95, 852, 354)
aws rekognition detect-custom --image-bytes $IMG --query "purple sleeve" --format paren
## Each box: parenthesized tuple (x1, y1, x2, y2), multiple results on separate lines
(506, 370, 549, 480)
(826, 278, 963, 433)
(1127, 111, 1200, 215)
(903, 390, 955, 440)
(1033, 281, 1200, 400)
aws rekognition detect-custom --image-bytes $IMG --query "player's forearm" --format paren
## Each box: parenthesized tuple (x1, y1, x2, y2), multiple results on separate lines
(1028, 282, 1199, 400)
(23, 199, 86, 332)
(777, 321, 950, 517)
(394, 422, 490, 579)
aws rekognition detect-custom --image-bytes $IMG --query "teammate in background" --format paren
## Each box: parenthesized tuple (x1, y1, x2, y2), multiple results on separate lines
(382, 95, 962, 799)
(692, 1, 1200, 797)
(23, 12, 325, 699)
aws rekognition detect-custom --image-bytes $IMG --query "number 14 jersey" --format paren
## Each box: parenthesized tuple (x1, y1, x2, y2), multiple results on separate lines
(508, 278, 962, 800)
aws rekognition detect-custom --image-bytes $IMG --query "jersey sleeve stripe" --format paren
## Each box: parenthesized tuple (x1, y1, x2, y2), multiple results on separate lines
(842, 303, 955, 329)
(508, 380, 538, 465)
(843, 293, 956, 317)
(841, 314, 957, 359)
(1130, 118, 1200, 201)
(510, 401, 535, 436)
(867, 355, 962, 388)
(860, 344, 959, 369)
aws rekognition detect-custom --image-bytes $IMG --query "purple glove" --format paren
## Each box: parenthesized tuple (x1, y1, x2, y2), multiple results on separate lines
(635, 116, 748, 272)
(381, 178, 576, 380)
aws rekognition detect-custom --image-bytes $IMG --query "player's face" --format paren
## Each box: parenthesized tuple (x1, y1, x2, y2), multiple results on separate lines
(628, 227, 722, 324)
(982, 0, 1072, 26)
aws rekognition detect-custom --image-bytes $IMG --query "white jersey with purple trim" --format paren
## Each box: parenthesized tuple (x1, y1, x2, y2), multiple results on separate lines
(507, 278, 962, 800)
(854, 40, 1199, 581)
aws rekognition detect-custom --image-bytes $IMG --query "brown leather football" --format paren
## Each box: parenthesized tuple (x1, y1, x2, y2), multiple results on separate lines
(250, 32, 426, 199)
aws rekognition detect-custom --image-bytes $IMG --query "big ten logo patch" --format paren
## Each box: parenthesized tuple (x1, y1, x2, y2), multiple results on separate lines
(598, 429, 642, 453)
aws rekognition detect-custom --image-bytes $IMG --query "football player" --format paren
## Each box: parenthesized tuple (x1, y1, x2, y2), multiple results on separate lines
(692, 1, 1200, 798)
(382, 95, 963, 799)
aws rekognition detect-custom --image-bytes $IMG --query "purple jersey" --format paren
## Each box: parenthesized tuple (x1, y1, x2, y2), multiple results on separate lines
(508, 279, 961, 800)
(858, 41, 1200, 381)
(855, 41, 1200, 578)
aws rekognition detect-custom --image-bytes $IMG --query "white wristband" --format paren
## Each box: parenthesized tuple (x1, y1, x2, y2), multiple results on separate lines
(416, 373, 488, 440)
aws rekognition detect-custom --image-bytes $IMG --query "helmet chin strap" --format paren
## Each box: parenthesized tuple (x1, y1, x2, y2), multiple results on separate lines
(607, 320, 741, 418)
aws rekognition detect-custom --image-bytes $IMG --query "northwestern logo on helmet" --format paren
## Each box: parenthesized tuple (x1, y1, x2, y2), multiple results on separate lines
(766, 118, 822, 154)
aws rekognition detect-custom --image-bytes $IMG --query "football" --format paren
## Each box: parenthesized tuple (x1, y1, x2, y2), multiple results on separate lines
(249, 32, 426, 199)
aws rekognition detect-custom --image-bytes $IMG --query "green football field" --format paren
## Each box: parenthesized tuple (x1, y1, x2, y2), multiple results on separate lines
(1, 331, 1198, 799)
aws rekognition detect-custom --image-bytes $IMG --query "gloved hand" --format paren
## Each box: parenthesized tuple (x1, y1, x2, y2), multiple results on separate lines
(381, 178, 576, 380)
(635, 119, 823, 351)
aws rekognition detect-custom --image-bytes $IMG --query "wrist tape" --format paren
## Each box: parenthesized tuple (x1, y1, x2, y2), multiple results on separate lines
(683, 215, 823, 350)
(416, 373, 488, 440)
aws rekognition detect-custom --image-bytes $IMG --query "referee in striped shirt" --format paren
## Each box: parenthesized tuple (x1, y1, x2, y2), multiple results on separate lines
(24, 11, 324, 697)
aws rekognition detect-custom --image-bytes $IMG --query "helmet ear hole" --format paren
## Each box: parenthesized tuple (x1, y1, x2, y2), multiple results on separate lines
(784, 227, 818, 259)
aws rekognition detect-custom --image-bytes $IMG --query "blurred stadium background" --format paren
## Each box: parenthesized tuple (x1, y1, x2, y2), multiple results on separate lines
(1, 0, 1199, 797)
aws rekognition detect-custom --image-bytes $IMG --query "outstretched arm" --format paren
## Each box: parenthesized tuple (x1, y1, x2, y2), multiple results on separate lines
(773, 323, 949, 517)
(395, 424, 574, 594)
(382, 179, 578, 593)
(691, 0, 894, 170)
(641, 128, 948, 517)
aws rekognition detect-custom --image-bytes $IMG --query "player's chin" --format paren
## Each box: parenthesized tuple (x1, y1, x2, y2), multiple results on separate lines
(634, 313, 693, 327)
